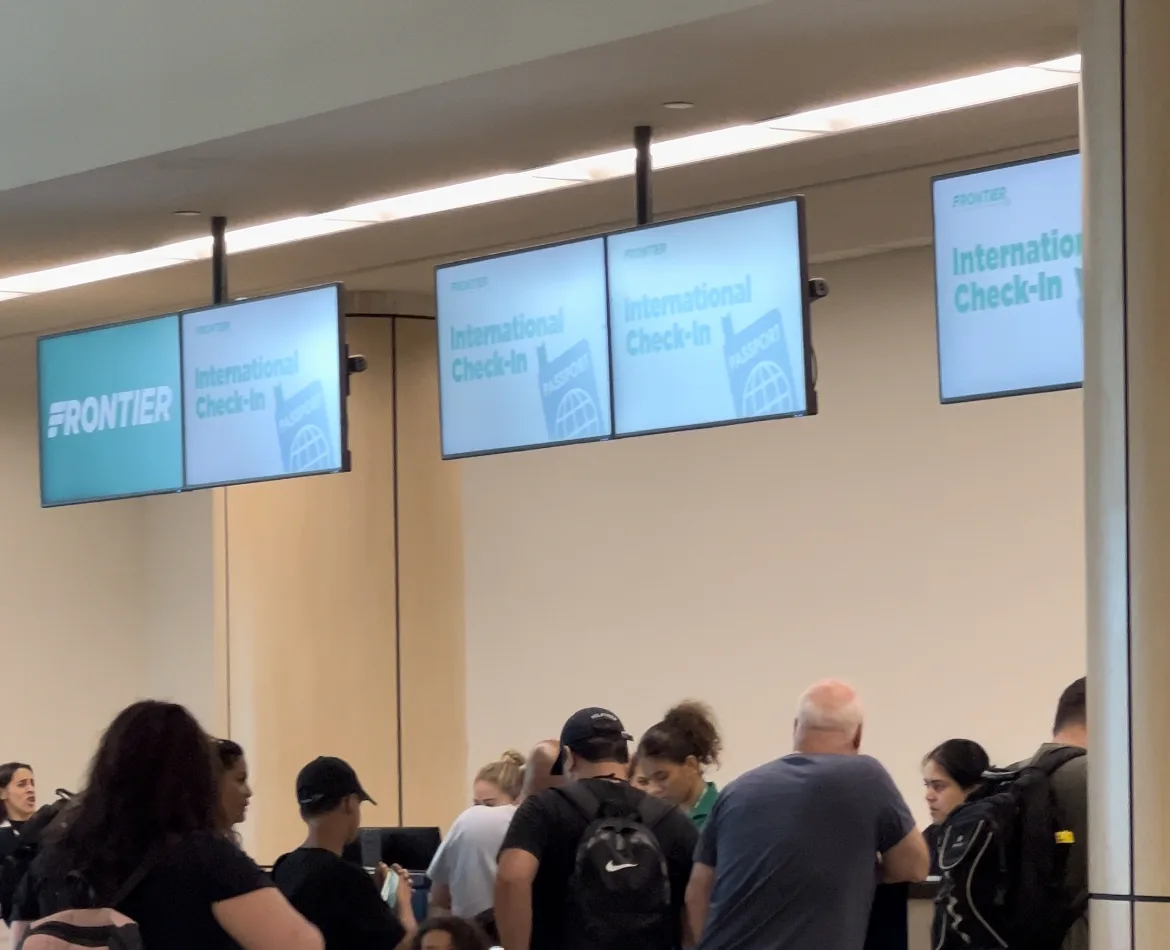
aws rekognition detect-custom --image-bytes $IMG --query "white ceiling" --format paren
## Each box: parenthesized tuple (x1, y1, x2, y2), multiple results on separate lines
(0, 0, 775, 193)
(0, 0, 1078, 338)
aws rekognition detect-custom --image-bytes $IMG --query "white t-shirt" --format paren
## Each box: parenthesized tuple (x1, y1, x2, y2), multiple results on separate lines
(427, 804, 517, 918)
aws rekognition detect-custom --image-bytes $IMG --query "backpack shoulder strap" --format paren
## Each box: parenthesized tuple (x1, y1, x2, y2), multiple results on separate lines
(553, 783, 602, 823)
(635, 794, 674, 831)
(108, 846, 165, 908)
(1030, 745, 1086, 777)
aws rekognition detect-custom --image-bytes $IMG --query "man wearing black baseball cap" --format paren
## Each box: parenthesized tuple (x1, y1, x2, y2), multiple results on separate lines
(496, 708, 698, 950)
(273, 757, 416, 950)
(548, 708, 632, 777)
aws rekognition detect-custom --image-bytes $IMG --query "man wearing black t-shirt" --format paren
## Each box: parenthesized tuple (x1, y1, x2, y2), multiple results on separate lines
(274, 757, 416, 950)
(496, 708, 698, 950)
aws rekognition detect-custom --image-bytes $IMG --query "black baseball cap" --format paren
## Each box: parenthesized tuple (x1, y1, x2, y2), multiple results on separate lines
(296, 756, 377, 808)
(550, 707, 633, 776)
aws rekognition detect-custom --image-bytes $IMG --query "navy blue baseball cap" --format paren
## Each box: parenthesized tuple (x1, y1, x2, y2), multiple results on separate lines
(550, 707, 633, 776)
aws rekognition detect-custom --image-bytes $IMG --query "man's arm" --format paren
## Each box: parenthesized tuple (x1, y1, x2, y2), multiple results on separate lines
(867, 758, 928, 883)
(427, 882, 453, 917)
(495, 848, 538, 950)
(881, 828, 930, 883)
(684, 862, 716, 948)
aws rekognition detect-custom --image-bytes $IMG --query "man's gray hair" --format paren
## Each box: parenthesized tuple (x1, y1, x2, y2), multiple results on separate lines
(795, 679, 864, 736)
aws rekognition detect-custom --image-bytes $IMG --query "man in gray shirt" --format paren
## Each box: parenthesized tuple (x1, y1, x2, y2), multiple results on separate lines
(685, 680, 929, 950)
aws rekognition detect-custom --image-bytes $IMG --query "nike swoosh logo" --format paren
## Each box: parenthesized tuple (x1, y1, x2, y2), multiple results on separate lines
(605, 861, 637, 872)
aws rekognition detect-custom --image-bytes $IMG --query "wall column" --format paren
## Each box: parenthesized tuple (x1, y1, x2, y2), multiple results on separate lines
(1082, 0, 1170, 946)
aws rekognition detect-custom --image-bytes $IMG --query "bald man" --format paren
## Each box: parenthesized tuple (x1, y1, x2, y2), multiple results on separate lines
(685, 679, 928, 950)
(519, 739, 563, 801)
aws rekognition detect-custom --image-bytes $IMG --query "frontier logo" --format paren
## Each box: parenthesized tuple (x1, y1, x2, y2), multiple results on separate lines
(46, 386, 173, 439)
(952, 187, 1010, 210)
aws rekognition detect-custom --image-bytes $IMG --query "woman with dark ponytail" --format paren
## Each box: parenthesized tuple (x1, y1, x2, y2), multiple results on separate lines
(922, 738, 990, 874)
(634, 700, 722, 829)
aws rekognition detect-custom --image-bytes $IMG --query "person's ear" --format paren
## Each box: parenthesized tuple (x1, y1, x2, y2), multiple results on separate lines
(853, 725, 863, 750)
(562, 749, 575, 777)
(685, 755, 701, 775)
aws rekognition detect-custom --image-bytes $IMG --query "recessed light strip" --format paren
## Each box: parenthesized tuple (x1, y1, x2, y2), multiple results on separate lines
(0, 55, 1080, 301)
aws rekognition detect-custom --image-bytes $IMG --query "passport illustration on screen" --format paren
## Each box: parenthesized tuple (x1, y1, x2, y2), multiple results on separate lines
(274, 380, 334, 474)
(723, 310, 798, 419)
(537, 340, 604, 442)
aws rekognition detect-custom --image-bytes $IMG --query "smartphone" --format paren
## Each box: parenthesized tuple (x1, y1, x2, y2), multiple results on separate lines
(381, 868, 399, 911)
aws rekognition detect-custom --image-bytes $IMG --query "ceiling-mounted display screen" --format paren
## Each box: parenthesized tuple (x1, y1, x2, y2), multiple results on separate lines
(435, 236, 612, 458)
(181, 284, 348, 488)
(605, 197, 814, 437)
(932, 151, 1083, 402)
(38, 315, 184, 506)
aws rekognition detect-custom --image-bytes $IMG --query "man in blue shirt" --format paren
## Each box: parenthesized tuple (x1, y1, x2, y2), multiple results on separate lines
(686, 680, 929, 950)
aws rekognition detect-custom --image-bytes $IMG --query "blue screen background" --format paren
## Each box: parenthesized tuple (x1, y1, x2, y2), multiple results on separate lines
(606, 200, 808, 436)
(933, 153, 1082, 400)
(181, 285, 344, 487)
(436, 238, 611, 457)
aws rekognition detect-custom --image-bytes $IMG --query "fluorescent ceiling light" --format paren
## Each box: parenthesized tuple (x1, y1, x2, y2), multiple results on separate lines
(0, 53, 1080, 302)
(227, 216, 367, 253)
(0, 238, 209, 295)
(653, 125, 821, 167)
(1035, 55, 1082, 73)
(532, 150, 635, 183)
(766, 64, 1078, 134)
(332, 174, 569, 223)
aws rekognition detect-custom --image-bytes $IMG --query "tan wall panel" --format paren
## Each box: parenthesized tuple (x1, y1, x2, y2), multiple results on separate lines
(1134, 902, 1170, 950)
(1091, 900, 1133, 950)
(395, 317, 468, 829)
(226, 317, 398, 863)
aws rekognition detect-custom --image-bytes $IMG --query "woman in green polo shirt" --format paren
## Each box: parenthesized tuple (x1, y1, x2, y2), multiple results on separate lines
(634, 700, 721, 830)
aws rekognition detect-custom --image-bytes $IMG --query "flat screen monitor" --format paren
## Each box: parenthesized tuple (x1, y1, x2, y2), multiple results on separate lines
(932, 151, 1083, 402)
(38, 315, 184, 506)
(606, 197, 814, 437)
(181, 284, 348, 489)
(435, 236, 612, 458)
(342, 826, 443, 872)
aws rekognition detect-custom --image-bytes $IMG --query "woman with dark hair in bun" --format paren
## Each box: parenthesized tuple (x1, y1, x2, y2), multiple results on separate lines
(634, 700, 721, 829)
(922, 738, 990, 873)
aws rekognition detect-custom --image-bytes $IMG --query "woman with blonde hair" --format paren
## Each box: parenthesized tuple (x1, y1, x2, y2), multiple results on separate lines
(428, 751, 526, 921)
(472, 751, 525, 807)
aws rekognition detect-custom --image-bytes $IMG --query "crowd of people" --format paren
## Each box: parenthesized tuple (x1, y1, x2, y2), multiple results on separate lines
(0, 675, 1088, 950)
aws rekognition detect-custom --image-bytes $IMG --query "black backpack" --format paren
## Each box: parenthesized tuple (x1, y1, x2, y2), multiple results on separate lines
(933, 746, 1086, 950)
(555, 783, 675, 950)
(1, 795, 72, 923)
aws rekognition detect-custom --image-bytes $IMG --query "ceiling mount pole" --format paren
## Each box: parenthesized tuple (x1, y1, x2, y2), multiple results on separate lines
(211, 216, 228, 305)
(634, 125, 653, 226)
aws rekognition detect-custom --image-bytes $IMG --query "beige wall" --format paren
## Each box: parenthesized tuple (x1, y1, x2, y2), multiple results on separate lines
(222, 316, 465, 863)
(1, 139, 1086, 849)
(0, 314, 464, 865)
(0, 335, 148, 796)
(395, 318, 468, 830)
(461, 245, 1087, 823)
(141, 489, 224, 734)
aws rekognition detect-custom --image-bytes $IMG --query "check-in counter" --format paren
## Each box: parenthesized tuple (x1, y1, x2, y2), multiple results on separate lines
(866, 879, 938, 950)
(908, 879, 939, 950)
